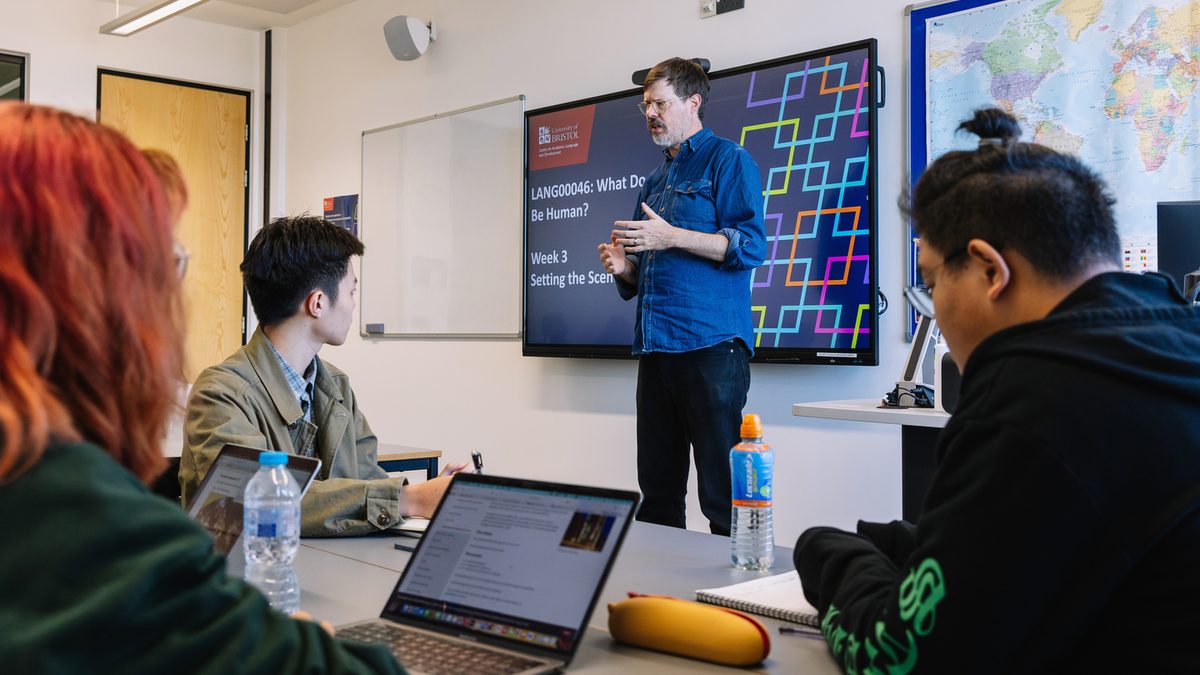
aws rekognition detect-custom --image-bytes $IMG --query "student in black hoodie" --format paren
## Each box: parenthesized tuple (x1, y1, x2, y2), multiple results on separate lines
(795, 108, 1200, 673)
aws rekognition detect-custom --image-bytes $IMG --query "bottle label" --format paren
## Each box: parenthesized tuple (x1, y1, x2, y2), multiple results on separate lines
(731, 446, 773, 507)
(248, 506, 298, 538)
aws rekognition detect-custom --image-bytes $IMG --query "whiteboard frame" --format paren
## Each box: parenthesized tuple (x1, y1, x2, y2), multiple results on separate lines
(359, 95, 526, 339)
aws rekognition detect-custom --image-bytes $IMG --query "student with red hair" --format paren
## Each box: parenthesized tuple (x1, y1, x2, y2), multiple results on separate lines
(142, 147, 189, 225)
(0, 103, 403, 674)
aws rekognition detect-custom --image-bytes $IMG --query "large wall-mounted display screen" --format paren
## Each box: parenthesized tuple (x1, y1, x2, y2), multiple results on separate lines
(524, 39, 879, 364)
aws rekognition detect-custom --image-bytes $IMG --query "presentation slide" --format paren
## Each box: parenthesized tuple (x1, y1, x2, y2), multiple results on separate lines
(397, 483, 631, 630)
(524, 40, 879, 365)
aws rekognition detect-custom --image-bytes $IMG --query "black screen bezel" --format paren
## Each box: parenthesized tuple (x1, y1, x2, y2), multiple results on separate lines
(521, 39, 880, 365)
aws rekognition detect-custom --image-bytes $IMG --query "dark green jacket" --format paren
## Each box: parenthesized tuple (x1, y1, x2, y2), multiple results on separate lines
(0, 440, 403, 674)
(181, 328, 406, 536)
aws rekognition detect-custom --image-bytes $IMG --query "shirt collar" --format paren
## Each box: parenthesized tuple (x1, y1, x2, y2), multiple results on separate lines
(264, 336, 318, 410)
(663, 127, 713, 160)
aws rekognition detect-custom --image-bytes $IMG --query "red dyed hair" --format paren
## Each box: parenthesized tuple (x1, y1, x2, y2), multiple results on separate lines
(0, 103, 185, 484)
(141, 148, 188, 223)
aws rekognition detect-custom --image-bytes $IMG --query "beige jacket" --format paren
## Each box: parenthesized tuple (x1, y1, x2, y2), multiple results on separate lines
(180, 328, 406, 536)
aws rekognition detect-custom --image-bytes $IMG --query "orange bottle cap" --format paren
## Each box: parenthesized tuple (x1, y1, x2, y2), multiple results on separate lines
(740, 413, 763, 439)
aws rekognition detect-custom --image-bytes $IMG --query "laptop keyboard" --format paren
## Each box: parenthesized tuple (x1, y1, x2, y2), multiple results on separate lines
(339, 621, 549, 675)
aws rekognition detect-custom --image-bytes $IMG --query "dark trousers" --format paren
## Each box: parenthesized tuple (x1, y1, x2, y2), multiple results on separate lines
(635, 341, 750, 536)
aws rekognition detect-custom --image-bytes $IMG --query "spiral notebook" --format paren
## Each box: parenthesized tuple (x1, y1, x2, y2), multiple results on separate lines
(695, 570, 820, 627)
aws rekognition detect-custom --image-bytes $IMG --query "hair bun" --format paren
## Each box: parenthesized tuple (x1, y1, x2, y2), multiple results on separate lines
(958, 107, 1021, 145)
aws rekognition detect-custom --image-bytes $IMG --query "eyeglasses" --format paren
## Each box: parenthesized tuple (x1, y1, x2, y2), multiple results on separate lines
(636, 96, 686, 115)
(905, 244, 970, 319)
(904, 285, 937, 319)
(173, 238, 191, 280)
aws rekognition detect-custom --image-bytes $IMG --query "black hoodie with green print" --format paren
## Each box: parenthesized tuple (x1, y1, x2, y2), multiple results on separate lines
(796, 272, 1200, 674)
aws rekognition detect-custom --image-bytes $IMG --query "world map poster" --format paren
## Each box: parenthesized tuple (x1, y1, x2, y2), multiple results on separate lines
(910, 0, 1200, 289)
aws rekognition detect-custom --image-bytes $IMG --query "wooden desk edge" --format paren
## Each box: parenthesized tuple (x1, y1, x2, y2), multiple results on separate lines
(376, 443, 444, 461)
(377, 450, 442, 461)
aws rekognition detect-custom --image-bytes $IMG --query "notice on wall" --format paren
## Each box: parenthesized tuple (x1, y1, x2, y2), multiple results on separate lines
(324, 194, 359, 237)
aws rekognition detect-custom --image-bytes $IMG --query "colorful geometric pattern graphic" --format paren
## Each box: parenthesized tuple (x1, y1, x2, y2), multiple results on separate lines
(724, 47, 875, 352)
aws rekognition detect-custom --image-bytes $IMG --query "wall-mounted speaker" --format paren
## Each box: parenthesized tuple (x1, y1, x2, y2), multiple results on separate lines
(384, 16, 434, 61)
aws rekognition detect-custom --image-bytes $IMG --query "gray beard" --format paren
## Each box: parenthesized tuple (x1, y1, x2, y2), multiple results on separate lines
(649, 124, 686, 149)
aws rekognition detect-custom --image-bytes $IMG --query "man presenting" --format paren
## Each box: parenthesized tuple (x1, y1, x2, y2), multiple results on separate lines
(181, 215, 466, 536)
(598, 57, 765, 535)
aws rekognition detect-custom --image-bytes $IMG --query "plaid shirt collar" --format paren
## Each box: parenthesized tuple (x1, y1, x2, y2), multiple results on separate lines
(264, 336, 318, 422)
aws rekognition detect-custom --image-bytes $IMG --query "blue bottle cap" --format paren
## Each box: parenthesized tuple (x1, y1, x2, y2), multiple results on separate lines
(258, 451, 288, 466)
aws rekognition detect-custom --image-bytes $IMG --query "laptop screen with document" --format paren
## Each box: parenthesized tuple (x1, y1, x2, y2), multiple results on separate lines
(381, 473, 639, 661)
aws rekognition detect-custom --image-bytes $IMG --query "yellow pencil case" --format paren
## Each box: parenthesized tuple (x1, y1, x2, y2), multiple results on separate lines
(607, 594, 771, 666)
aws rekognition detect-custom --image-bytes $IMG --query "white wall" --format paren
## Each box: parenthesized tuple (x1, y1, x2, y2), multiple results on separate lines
(279, 0, 916, 541)
(0, 0, 920, 542)
(0, 0, 263, 229)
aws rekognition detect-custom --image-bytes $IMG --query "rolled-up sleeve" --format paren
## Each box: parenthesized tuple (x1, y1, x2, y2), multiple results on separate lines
(716, 146, 766, 271)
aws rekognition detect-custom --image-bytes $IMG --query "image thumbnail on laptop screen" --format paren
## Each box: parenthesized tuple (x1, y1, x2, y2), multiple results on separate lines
(186, 444, 321, 556)
(384, 474, 638, 660)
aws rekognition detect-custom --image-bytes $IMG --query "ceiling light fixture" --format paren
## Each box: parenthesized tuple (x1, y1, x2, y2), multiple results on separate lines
(100, 0, 212, 37)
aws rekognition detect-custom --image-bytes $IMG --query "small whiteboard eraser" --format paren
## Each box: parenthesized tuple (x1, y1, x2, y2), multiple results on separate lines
(365, 323, 385, 334)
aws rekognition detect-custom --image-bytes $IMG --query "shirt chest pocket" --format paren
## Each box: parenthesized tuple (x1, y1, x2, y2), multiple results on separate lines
(670, 179, 716, 231)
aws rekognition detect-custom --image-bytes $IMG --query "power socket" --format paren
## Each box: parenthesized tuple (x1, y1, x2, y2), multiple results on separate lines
(701, 0, 745, 19)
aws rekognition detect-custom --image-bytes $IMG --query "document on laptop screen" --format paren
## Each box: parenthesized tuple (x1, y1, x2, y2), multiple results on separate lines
(396, 481, 634, 629)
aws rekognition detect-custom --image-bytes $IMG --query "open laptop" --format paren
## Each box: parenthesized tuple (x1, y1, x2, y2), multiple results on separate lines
(186, 444, 321, 573)
(338, 472, 640, 674)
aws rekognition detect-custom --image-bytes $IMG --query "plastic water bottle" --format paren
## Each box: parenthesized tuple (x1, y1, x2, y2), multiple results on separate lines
(243, 451, 301, 613)
(730, 413, 774, 570)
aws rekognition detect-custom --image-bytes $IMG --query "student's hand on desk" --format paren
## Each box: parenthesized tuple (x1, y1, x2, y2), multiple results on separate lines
(292, 610, 335, 636)
(401, 474, 455, 518)
(440, 462, 470, 477)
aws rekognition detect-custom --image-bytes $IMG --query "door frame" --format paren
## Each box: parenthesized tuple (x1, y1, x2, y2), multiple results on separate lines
(96, 68, 252, 346)
(0, 49, 28, 100)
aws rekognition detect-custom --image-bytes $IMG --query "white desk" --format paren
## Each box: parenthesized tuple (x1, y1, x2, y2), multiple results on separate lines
(791, 398, 949, 428)
(792, 398, 949, 520)
(297, 523, 838, 673)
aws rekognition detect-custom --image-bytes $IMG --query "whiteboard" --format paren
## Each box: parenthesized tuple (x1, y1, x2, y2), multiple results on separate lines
(360, 95, 524, 337)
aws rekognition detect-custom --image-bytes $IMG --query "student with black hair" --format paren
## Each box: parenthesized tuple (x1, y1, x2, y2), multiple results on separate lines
(181, 215, 467, 536)
(795, 108, 1200, 672)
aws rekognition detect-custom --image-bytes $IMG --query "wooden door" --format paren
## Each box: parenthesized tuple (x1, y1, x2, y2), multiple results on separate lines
(98, 71, 249, 381)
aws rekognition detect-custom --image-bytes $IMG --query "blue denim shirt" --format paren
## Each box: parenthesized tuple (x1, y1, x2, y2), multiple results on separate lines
(617, 128, 765, 355)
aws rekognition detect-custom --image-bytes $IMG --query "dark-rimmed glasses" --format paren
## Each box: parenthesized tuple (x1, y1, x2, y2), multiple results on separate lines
(905, 245, 970, 319)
